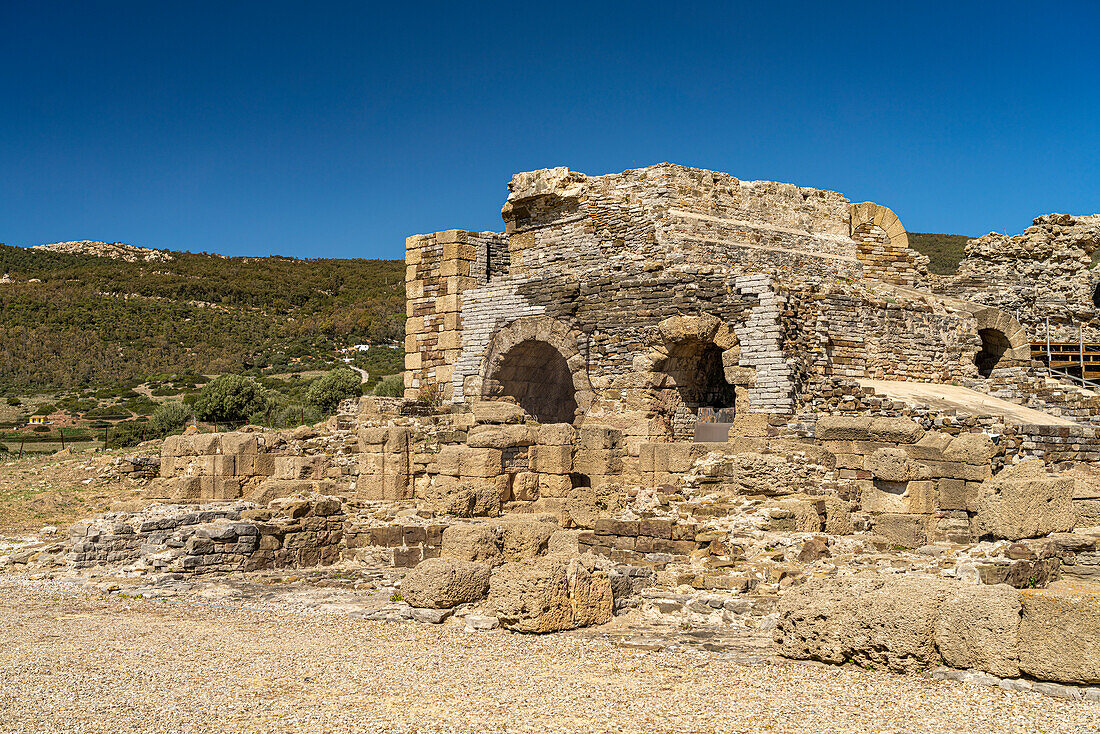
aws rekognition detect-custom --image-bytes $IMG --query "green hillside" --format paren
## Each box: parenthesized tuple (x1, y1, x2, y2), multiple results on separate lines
(907, 232, 973, 275)
(0, 244, 405, 390)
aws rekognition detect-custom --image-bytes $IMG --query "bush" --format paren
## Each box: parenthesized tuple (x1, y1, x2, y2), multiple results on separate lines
(84, 405, 132, 420)
(6, 396, 20, 406)
(192, 374, 269, 423)
(33, 403, 55, 415)
(306, 367, 363, 412)
(107, 421, 148, 448)
(371, 373, 404, 397)
(149, 402, 193, 437)
(272, 404, 324, 428)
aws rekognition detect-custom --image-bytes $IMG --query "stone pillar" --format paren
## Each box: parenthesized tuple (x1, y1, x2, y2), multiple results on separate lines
(404, 230, 479, 401)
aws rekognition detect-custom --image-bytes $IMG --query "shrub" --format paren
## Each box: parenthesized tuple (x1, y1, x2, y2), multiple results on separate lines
(108, 421, 148, 448)
(306, 367, 362, 412)
(149, 402, 193, 436)
(272, 404, 324, 428)
(6, 396, 20, 406)
(33, 403, 55, 415)
(371, 373, 404, 397)
(192, 374, 268, 423)
(83, 405, 132, 420)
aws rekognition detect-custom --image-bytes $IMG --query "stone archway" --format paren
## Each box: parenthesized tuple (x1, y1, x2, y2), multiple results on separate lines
(487, 340, 577, 423)
(971, 307, 1031, 377)
(479, 315, 592, 424)
(975, 328, 1011, 377)
(647, 313, 750, 439)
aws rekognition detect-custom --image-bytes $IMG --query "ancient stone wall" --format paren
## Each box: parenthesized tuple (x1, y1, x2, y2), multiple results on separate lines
(67, 497, 345, 573)
(404, 163, 1003, 436)
(935, 213, 1100, 342)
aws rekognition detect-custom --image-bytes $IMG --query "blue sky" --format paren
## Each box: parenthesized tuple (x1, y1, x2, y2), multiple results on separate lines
(1, 1, 1097, 259)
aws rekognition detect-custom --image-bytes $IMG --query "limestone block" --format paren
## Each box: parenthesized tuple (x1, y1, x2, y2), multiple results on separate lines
(538, 473, 573, 498)
(867, 447, 927, 482)
(906, 431, 953, 460)
(253, 454, 276, 476)
(872, 513, 931, 549)
(458, 447, 503, 478)
(433, 482, 500, 517)
(471, 401, 527, 424)
(934, 584, 1022, 678)
(922, 460, 991, 482)
(489, 557, 573, 633)
(816, 416, 923, 444)
(512, 472, 540, 501)
(402, 558, 491, 609)
(212, 455, 236, 477)
(220, 433, 258, 456)
(578, 425, 620, 451)
(651, 444, 670, 473)
(441, 524, 504, 566)
(973, 462, 1077, 540)
(158, 455, 177, 478)
(775, 575, 955, 673)
(466, 425, 508, 450)
(531, 445, 572, 475)
(574, 449, 621, 476)
(943, 433, 997, 465)
(567, 557, 613, 628)
(433, 445, 463, 477)
(385, 426, 410, 454)
(358, 426, 388, 450)
(212, 477, 241, 501)
(499, 517, 555, 561)
(823, 496, 853, 535)
(161, 434, 195, 458)
(638, 443, 655, 473)
(666, 443, 693, 473)
(359, 452, 385, 476)
(936, 478, 969, 511)
(538, 423, 576, 446)
(193, 433, 221, 455)
(1019, 582, 1100, 685)
(862, 481, 934, 515)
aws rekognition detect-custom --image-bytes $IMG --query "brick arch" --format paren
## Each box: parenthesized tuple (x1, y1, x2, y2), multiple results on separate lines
(972, 307, 1031, 375)
(850, 202, 926, 285)
(479, 315, 592, 423)
(850, 202, 909, 249)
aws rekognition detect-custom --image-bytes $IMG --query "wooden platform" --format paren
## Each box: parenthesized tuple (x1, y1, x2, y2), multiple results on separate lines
(1031, 343, 1100, 381)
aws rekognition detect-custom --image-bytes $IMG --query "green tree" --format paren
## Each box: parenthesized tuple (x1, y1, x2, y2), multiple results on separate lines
(371, 373, 404, 397)
(149, 401, 193, 436)
(192, 374, 268, 423)
(306, 367, 363, 412)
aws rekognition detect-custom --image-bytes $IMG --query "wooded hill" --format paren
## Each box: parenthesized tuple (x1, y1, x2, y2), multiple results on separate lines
(0, 243, 405, 390)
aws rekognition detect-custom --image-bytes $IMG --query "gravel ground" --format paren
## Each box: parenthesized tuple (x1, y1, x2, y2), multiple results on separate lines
(2, 578, 1099, 734)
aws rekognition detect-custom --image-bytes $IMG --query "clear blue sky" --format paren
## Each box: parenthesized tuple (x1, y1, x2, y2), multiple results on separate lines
(2, 1, 1097, 259)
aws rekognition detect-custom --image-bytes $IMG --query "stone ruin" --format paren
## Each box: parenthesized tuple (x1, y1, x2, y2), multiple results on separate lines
(24, 163, 1100, 695)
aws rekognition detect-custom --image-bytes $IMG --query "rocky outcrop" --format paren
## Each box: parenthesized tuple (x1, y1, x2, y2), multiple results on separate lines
(30, 240, 173, 262)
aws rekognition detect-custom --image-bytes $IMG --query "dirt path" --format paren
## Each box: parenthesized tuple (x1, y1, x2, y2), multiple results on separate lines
(2, 578, 1098, 734)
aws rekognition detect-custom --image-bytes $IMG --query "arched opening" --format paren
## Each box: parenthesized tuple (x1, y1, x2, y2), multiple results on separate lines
(975, 328, 1011, 377)
(1092, 282, 1100, 310)
(485, 339, 577, 424)
(656, 338, 737, 438)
